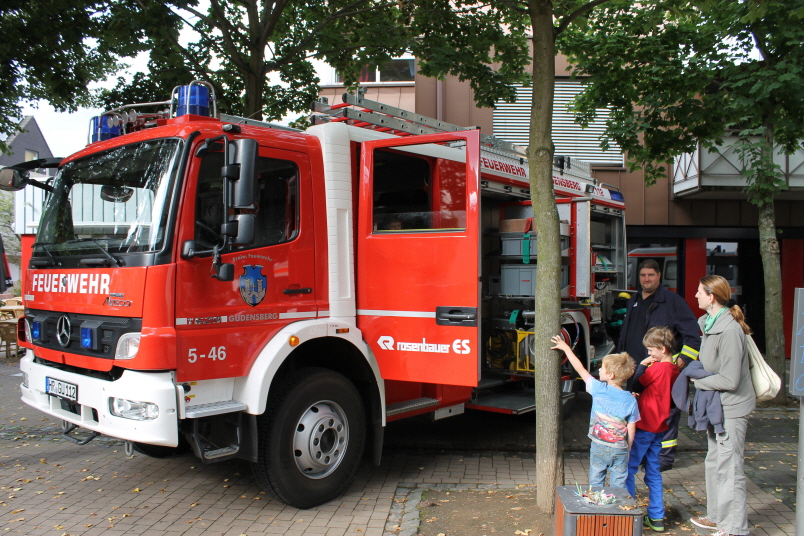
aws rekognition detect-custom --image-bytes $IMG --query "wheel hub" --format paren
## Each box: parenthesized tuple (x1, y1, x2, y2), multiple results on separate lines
(293, 400, 349, 479)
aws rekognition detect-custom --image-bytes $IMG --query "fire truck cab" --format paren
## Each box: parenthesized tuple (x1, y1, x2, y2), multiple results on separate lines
(1, 82, 628, 508)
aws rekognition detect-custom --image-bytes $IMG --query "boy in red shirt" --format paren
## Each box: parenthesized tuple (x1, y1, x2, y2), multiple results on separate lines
(626, 326, 681, 532)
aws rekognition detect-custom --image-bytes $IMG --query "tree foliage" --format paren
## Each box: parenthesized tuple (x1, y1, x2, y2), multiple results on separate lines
(561, 0, 804, 398)
(100, 0, 538, 121)
(561, 0, 804, 196)
(0, 0, 141, 153)
(407, 0, 531, 106)
(100, 0, 419, 120)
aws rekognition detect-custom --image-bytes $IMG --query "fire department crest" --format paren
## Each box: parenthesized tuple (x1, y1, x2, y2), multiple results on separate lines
(239, 265, 267, 307)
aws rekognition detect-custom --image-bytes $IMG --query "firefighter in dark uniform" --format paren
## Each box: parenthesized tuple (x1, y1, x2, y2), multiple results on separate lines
(617, 259, 701, 471)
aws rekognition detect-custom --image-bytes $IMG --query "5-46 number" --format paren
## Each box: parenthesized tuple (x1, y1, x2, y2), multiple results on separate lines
(188, 346, 227, 363)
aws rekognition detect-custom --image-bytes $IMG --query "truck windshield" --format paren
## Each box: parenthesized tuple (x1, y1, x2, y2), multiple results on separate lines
(33, 139, 183, 260)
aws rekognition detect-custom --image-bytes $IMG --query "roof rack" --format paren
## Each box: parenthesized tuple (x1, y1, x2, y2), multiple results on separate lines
(219, 114, 302, 132)
(311, 89, 527, 162)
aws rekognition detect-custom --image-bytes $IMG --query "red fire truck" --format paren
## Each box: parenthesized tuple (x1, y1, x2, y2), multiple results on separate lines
(0, 82, 627, 508)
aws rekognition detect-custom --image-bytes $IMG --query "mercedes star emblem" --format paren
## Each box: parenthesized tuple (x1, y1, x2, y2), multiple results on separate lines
(56, 315, 72, 347)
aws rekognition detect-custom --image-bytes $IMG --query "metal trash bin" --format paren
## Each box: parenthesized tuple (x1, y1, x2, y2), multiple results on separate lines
(555, 485, 643, 536)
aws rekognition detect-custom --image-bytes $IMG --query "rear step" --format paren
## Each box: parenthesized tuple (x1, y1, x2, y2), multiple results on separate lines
(386, 397, 439, 417)
(188, 411, 245, 464)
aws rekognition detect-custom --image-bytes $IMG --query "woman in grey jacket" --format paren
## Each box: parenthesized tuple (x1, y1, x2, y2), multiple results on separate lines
(690, 275, 755, 536)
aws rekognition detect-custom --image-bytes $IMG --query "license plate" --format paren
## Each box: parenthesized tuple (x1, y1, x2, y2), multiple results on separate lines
(46, 377, 78, 402)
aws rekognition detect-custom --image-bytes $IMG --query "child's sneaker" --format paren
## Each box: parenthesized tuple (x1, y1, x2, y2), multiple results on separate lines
(644, 515, 665, 532)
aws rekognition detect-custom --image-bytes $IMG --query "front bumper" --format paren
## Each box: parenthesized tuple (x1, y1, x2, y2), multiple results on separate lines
(19, 354, 180, 446)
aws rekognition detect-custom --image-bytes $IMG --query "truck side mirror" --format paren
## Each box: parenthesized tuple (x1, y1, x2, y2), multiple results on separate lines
(214, 262, 234, 282)
(181, 240, 197, 259)
(229, 138, 257, 210)
(231, 214, 255, 245)
(0, 167, 29, 191)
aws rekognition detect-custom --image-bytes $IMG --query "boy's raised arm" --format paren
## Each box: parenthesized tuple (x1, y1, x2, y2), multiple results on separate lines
(551, 335, 590, 381)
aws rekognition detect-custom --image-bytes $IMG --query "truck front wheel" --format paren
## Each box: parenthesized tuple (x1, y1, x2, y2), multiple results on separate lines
(252, 368, 366, 508)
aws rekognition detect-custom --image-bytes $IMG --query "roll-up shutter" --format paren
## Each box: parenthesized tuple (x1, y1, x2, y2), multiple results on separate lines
(493, 80, 623, 165)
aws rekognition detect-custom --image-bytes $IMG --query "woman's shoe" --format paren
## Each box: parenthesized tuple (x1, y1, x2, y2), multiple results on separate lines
(690, 516, 717, 529)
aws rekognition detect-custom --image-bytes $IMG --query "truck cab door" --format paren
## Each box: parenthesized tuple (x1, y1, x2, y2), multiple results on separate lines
(356, 131, 480, 387)
(174, 143, 316, 382)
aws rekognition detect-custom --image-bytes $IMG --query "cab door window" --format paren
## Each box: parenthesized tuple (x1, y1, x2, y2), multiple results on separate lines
(195, 152, 299, 250)
(372, 149, 466, 232)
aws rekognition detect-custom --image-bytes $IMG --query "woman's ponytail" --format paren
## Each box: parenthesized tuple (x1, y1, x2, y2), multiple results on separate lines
(700, 275, 752, 334)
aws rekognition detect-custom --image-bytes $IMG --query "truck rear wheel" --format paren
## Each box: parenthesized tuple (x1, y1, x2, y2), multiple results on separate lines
(253, 368, 366, 508)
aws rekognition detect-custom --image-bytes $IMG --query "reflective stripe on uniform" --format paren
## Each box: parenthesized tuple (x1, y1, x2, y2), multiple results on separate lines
(680, 345, 699, 360)
(661, 439, 678, 448)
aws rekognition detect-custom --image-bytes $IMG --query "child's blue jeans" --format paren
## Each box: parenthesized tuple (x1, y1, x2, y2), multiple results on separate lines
(589, 441, 629, 489)
(626, 428, 665, 520)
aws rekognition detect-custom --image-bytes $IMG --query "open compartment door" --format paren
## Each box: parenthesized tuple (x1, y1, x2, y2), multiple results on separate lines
(356, 130, 480, 387)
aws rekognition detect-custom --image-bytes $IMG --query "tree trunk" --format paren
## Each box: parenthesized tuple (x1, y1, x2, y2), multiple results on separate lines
(528, 0, 563, 513)
(754, 126, 786, 404)
(757, 198, 786, 403)
(244, 71, 264, 120)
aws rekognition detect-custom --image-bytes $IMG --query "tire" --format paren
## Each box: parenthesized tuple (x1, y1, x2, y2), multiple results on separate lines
(132, 436, 192, 458)
(252, 368, 366, 509)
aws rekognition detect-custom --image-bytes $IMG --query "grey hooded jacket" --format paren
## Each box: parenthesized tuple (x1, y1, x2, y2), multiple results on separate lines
(693, 311, 756, 418)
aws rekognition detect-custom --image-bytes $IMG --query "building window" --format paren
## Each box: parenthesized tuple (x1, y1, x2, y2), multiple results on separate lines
(24, 149, 39, 162)
(335, 59, 416, 84)
(493, 81, 623, 165)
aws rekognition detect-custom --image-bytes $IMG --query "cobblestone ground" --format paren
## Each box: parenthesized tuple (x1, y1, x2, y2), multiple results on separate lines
(0, 354, 798, 536)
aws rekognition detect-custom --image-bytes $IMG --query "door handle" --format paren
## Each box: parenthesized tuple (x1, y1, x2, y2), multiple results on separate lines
(283, 287, 312, 295)
(436, 306, 477, 327)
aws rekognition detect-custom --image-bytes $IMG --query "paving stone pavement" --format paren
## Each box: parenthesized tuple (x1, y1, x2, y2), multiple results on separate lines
(0, 354, 798, 535)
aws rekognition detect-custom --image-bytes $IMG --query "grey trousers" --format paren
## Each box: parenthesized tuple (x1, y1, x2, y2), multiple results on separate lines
(705, 414, 750, 535)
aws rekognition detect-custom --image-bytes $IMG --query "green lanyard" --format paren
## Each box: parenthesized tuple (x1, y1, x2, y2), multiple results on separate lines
(704, 307, 727, 333)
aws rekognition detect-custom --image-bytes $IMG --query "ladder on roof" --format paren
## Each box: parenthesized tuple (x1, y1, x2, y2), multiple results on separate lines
(310, 89, 528, 162)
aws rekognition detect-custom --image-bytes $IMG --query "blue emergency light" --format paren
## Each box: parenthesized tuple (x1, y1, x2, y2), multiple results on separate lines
(610, 191, 625, 202)
(176, 84, 211, 117)
(32, 321, 41, 340)
(80, 327, 96, 349)
(90, 115, 121, 142)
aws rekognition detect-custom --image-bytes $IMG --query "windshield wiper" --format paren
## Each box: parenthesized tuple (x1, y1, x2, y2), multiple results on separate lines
(32, 243, 60, 267)
(66, 238, 122, 266)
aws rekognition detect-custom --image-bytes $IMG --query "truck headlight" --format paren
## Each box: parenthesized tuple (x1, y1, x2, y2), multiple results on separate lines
(115, 333, 140, 360)
(109, 398, 159, 420)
